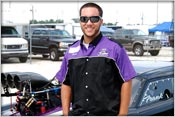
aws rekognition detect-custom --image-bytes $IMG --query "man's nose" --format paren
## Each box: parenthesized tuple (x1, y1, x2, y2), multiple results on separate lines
(86, 19, 93, 24)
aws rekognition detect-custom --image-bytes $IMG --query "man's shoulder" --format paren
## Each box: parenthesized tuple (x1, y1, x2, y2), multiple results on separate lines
(69, 40, 80, 47)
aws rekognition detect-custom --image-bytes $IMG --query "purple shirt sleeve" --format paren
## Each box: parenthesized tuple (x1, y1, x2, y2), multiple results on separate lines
(55, 53, 68, 83)
(116, 47, 136, 82)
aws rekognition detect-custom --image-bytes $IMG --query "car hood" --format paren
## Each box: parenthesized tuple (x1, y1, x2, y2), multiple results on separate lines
(2, 37, 28, 45)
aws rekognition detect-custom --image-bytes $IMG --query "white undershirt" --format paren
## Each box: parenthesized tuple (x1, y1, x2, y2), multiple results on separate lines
(83, 41, 89, 49)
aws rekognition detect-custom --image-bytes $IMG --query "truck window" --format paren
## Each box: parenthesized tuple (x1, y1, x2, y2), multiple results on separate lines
(40, 30, 47, 36)
(1, 26, 19, 37)
(33, 30, 41, 36)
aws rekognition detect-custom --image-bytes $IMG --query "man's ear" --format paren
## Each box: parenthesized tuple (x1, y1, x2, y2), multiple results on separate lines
(100, 19, 103, 25)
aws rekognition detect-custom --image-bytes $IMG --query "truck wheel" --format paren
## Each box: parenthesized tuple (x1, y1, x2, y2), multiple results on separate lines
(19, 57, 28, 63)
(149, 50, 159, 56)
(133, 44, 144, 56)
(50, 48, 59, 61)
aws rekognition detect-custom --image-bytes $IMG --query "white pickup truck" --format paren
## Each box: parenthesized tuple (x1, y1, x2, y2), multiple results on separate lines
(1, 26, 29, 63)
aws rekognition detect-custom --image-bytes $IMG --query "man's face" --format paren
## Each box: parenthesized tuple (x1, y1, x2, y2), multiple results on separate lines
(80, 7, 103, 40)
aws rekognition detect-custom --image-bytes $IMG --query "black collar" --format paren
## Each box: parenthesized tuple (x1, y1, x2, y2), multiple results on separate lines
(80, 32, 102, 46)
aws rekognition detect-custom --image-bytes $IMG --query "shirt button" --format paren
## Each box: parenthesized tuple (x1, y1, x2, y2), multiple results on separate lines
(87, 111, 90, 114)
(86, 98, 89, 101)
(85, 72, 88, 75)
(86, 59, 89, 61)
(85, 85, 88, 88)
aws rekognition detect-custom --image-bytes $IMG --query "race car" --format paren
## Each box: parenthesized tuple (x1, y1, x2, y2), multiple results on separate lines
(128, 65, 174, 116)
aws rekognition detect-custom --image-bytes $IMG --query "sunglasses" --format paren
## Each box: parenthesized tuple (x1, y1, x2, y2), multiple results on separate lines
(80, 16, 102, 23)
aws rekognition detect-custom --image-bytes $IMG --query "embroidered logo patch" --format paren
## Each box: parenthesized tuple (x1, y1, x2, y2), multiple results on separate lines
(69, 46, 80, 54)
(98, 48, 109, 57)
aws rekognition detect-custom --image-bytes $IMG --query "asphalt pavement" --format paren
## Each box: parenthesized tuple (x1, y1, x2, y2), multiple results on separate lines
(1, 47, 174, 80)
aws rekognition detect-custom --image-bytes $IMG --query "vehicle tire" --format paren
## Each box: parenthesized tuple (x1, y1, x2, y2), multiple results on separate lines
(133, 44, 144, 56)
(149, 50, 160, 56)
(42, 54, 49, 58)
(19, 57, 28, 63)
(50, 48, 59, 61)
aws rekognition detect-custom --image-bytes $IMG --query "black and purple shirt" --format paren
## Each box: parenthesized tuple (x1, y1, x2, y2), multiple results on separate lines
(56, 33, 136, 116)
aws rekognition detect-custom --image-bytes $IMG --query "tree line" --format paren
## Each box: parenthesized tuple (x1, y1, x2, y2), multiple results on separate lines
(30, 19, 64, 24)
(30, 18, 116, 26)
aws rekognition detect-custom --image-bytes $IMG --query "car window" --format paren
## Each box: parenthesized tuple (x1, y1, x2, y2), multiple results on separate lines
(101, 31, 114, 39)
(40, 30, 47, 36)
(133, 29, 146, 35)
(50, 30, 59, 36)
(61, 30, 71, 38)
(56, 30, 71, 38)
(1, 26, 20, 37)
(123, 30, 133, 35)
(33, 30, 41, 36)
(139, 77, 173, 107)
(50, 30, 61, 38)
(115, 30, 123, 36)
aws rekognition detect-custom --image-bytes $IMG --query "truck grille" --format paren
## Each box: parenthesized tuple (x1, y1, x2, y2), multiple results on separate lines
(6, 45, 22, 49)
(150, 40, 160, 47)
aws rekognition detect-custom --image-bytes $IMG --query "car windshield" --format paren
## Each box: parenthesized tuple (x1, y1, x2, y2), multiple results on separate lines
(129, 77, 142, 107)
(50, 30, 72, 38)
(1, 27, 20, 37)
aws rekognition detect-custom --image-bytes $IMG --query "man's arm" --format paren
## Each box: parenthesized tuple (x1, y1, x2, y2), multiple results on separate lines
(118, 79, 132, 116)
(61, 84, 72, 116)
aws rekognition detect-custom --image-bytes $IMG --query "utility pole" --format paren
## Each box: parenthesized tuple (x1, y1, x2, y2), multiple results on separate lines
(30, 5, 34, 24)
(29, 5, 34, 64)
(141, 12, 144, 25)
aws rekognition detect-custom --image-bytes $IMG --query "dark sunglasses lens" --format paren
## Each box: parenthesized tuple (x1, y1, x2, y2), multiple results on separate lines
(90, 16, 100, 23)
(80, 16, 89, 23)
(80, 16, 101, 23)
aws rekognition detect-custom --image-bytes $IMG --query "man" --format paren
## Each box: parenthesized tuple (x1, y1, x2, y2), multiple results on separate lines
(56, 2, 136, 116)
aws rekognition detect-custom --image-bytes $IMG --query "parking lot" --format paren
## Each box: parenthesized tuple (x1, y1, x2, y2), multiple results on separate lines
(1, 47, 174, 80)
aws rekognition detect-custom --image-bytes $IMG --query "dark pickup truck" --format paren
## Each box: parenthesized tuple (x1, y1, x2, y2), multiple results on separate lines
(113, 29, 162, 56)
(25, 28, 76, 61)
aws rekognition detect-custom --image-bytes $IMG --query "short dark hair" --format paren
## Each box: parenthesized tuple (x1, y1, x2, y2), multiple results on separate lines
(79, 2, 103, 17)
